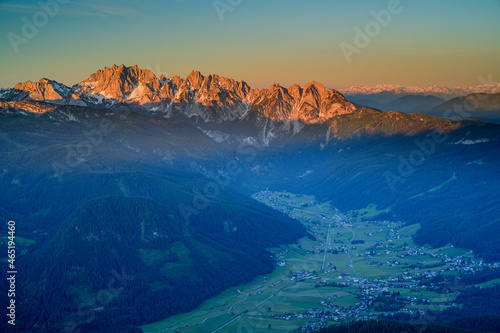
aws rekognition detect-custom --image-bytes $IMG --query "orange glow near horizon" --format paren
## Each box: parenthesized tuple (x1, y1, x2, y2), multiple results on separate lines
(0, 1, 499, 90)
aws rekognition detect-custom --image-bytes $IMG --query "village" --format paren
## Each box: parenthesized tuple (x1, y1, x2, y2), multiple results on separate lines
(253, 190, 500, 332)
(270, 252, 499, 333)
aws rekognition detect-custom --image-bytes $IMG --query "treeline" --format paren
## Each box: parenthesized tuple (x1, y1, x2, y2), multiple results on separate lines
(451, 316, 500, 333)
(315, 320, 481, 333)
(372, 296, 405, 312)
(461, 269, 500, 285)
(380, 285, 500, 333)
(437, 285, 500, 323)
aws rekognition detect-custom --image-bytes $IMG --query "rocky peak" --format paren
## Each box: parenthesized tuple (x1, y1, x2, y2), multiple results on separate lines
(74, 64, 159, 102)
(185, 70, 205, 90)
(287, 84, 303, 101)
(248, 81, 355, 123)
(301, 81, 328, 101)
(13, 78, 70, 101)
(169, 75, 184, 89)
(297, 81, 355, 123)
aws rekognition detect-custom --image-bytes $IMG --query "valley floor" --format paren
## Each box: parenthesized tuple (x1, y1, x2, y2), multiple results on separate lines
(140, 191, 500, 333)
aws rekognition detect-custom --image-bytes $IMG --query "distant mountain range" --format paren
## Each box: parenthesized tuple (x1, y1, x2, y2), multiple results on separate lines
(348, 94, 446, 112)
(338, 84, 500, 123)
(339, 83, 500, 100)
(432, 93, 500, 113)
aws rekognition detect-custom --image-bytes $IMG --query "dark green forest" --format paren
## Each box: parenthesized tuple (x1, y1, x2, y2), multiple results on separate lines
(315, 320, 486, 333)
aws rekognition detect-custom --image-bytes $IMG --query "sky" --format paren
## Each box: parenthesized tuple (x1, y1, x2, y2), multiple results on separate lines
(0, 0, 499, 89)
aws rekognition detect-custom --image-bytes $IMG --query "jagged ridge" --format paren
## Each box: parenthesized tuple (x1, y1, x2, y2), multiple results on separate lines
(1, 64, 356, 124)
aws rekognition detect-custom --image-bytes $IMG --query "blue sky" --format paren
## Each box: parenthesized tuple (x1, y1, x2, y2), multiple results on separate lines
(0, 0, 499, 89)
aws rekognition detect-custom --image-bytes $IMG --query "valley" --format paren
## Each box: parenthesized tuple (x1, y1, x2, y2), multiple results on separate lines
(141, 191, 499, 333)
(1, 96, 499, 332)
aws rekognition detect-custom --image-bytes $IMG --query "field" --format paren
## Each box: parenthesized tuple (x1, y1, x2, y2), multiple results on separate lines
(141, 191, 491, 333)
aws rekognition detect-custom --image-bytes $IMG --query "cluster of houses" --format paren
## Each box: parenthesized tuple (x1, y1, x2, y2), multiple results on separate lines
(275, 253, 500, 332)
(252, 191, 500, 332)
(277, 277, 452, 332)
(251, 191, 297, 215)
(270, 248, 289, 267)
(290, 270, 312, 280)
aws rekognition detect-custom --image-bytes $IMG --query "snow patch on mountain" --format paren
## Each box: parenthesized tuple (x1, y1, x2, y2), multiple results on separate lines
(201, 130, 231, 143)
(237, 136, 259, 146)
(339, 83, 500, 99)
(127, 83, 145, 101)
(450, 138, 490, 145)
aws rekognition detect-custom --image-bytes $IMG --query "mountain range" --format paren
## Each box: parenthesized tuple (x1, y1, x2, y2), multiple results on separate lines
(4, 65, 500, 130)
(338, 84, 500, 123)
(339, 83, 500, 100)
(2, 64, 494, 143)
(1, 64, 355, 124)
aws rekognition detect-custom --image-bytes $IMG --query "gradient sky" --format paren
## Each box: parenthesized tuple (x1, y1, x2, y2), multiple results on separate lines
(1, 0, 499, 89)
